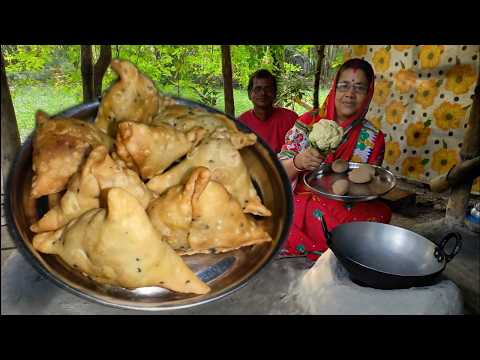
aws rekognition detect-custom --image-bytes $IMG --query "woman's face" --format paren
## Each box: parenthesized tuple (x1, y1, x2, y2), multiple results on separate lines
(334, 68, 369, 122)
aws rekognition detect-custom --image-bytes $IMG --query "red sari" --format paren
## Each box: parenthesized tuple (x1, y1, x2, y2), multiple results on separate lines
(278, 67, 392, 261)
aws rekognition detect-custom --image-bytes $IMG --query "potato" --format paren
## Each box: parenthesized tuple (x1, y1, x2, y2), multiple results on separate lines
(348, 166, 373, 184)
(358, 163, 376, 177)
(331, 159, 349, 174)
(332, 179, 349, 195)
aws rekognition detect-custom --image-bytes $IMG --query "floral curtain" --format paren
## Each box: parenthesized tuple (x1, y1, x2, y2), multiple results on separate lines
(344, 45, 480, 194)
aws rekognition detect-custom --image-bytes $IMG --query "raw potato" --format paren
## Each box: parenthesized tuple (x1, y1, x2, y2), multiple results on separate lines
(331, 159, 349, 174)
(358, 163, 376, 177)
(348, 166, 373, 184)
(332, 179, 349, 195)
(348, 183, 369, 196)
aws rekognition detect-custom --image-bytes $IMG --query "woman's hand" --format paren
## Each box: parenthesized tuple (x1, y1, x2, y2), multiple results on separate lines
(294, 148, 325, 171)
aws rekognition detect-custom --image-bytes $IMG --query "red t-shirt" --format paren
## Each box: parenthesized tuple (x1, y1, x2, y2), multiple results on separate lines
(238, 107, 298, 153)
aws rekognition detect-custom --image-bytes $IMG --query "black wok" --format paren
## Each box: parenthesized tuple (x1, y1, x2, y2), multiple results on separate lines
(319, 216, 462, 289)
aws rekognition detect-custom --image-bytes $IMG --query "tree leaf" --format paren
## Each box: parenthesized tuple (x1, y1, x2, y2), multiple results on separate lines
(436, 79, 443, 87)
(443, 139, 448, 149)
(422, 159, 430, 165)
(400, 60, 405, 69)
(424, 119, 432, 127)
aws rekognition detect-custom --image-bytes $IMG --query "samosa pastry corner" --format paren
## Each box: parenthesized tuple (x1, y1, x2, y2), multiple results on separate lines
(31, 145, 154, 234)
(95, 59, 175, 137)
(153, 105, 257, 150)
(148, 167, 272, 255)
(33, 188, 210, 295)
(31, 110, 113, 199)
(147, 138, 271, 217)
(116, 121, 206, 179)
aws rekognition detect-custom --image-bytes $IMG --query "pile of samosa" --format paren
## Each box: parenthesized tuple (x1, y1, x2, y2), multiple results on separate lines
(30, 59, 272, 295)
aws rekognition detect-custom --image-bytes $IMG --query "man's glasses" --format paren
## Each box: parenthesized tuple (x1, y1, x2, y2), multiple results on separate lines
(252, 86, 275, 95)
(336, 82, 368, 94)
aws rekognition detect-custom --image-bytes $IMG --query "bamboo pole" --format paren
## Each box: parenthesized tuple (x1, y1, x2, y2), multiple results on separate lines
(221, 45, 235, 117)
(93, 45, 112, 99)
(313, 45, 325, 109)
(1, 49, 21, 193)
(81, 45, 94, 102)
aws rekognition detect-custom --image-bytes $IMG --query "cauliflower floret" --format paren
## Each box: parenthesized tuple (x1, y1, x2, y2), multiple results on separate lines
(308, 120, 344, 153)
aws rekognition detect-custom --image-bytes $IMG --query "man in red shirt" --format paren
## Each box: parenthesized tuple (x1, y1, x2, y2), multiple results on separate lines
(238, 69, 298, 153)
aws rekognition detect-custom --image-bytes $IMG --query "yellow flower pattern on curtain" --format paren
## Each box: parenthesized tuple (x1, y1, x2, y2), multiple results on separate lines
(345, 45, 479, 194)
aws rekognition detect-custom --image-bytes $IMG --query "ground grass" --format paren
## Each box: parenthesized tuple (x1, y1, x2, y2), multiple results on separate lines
(11, 84, 83, 140)
(11, 83, 329, 142)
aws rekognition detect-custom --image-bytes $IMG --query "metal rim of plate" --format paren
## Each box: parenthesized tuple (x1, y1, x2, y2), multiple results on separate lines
(303, 162, 396, 202)
(5, 96, 294, 311)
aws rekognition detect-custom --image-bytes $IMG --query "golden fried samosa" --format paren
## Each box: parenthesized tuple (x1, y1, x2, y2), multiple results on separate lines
(88, 146, 154, 209)
(153, 104, 257, 150)
(115, 121, 206, 179)
(32, 188, 210, 294)
(146, 138, 271, 216)
(148, 167, 272, 254)
(30, 167, 100, 233)
(30, 146, 154, 233)
(31, 111, 114, 199)
(95, 59, 175, 137)
(147, 167, 210, 250)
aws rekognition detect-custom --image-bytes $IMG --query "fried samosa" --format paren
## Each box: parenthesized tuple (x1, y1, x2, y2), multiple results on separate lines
(31, 111, 114, 199)
(32, 188, 210, 294)
(147, 167, 272, 255)
(146, 138, 271, 216)
(30, 145, 154, 233)
(153, 104, 257, 150)
(115, 121, 206, 179)
(95, 59, 175, 137)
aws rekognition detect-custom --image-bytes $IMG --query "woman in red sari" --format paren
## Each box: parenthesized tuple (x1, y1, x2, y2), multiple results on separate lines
(278, 58, 392, 261)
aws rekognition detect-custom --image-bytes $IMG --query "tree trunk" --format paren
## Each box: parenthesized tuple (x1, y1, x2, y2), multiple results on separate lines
(430, 156, 480, 193)
(1, 49, 20, 193)
(93, 45, 112, 99)
(221, 45, 235, 117)
(445, 79, 480, 225)
(271, 45, 284, 78)
(313, 45, 326, 109)
(81, 45, 94, 103)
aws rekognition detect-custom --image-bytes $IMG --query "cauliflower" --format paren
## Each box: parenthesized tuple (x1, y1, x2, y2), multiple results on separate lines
(308, 120, 344, 153)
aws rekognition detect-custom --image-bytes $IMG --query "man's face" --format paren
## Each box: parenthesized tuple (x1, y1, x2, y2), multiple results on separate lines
(250, 77, 276, 109)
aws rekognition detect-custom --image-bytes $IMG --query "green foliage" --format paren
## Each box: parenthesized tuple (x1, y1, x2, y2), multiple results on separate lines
(4, 45, 337, 141)
(331, 51, 345, 70)
(276, 62, 313, 111)
(190, 75, 220, 107)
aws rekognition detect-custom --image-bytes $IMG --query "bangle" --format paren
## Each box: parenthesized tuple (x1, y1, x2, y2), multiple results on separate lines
(292, 154, 303, 172)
